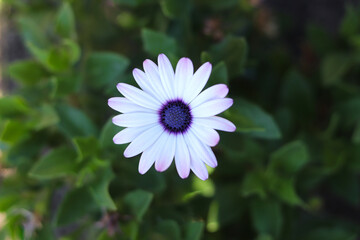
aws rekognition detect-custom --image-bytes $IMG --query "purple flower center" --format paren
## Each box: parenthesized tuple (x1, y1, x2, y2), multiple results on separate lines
(159, 100, 192, 133)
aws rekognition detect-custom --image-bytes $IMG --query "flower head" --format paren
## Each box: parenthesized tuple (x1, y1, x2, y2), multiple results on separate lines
(108, 54, 235, 180)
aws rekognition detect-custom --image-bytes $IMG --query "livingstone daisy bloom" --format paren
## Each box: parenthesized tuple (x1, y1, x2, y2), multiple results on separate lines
(108, 54, 235, 180)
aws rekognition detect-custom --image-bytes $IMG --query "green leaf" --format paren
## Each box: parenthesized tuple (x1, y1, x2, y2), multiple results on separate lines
(206, 61, 228, 88)
(142, 29, 178, 57)
(16, 16, 49, 49)
(156, 220, 181, 240)
(208, 36, 247, 77)
(86, 52, 129, 90)
(241, 170, 267, 199)
(124, 189, 153, 221)
(89, 167, 117, 210)
(184, 221, 204, 240)
(0, 96, 30, 117)
(29, 104, 59, 130)
(0, 120, 29, 144)
(227, 98, 281, 139)
(321, 53, 353, 86)
(29, 146, 77, 180)
(340, 5, 360, 38)
(250, 199, 283, 238)
(7, 60, 48, 85)
(56, 103, 97, 138)
(56, 2, 76, 38)
(73, 137, 99, 162)
(56, 186, 98, 226)
(99, 118, 123, 151)
(160, 0, 189, 18)
(46, 40, 81, 72)
(269, 141, 309, 176)
(51, 73, 81, 97)
(268, 176, 303, 206)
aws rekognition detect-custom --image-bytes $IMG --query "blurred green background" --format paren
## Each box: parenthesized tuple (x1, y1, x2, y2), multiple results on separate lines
(0, 0, 360, 239)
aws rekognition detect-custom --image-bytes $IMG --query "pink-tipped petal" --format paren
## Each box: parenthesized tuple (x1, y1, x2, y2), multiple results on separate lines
(183, 62, 212, 103)
(143, 59, 169, 101)
(155, 133, 176, 172)
(174, 57, 194, 98)
(108, 97, 153, 113)
(124, 124, 164, 158)
(191, 123, 220, 147)
(191, 98, 233, 117)
(112, 112, 158, 127)
(175, 134, 191, 179)
(194, 116, 236, 132)
(117, 83, 160, 110)
(189, 84, 229, 109)
(190, 158, 208, 181)
(158, 54, 175, 98)
(113, 124, 156, 144)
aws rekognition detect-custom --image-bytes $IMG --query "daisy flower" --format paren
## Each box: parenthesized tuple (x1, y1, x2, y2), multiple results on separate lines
(108, 54, 235, 180)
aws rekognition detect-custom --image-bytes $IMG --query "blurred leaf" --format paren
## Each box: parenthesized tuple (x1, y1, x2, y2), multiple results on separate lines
(113, 0, 154, 7)
(46, 40, 81, 72)
(269, 141, 309, 176)
(256, 234, 273, 240)
(29, 146, 77, 180)
(206, 61, 228, 88)
(208, 36, 247, 77)
(0, 120, 29, 144)
(160, 0, 189, 18)
(0, 96, 30, 117)
(250, 199, 283, 238)
(227, 98, 282, 139)
(142, 29, 178, 57)
(184, 221, 204, 240)
(7, 60, 48, 85)
(86, 52, 129, 90)
(51, 73, 81, 97)
(73, 137, 99, 162)
(89, 167, 117, 210)
(321, 53, 353, 86)
(99, 118, 122, 150)
(268, 176, 303, 206)
(56, 103, 97, 138)
(241, 170, 267, 199)
(304, 228, 357, 240)
(124, 189, 153, 222)
(340, 5, 360, 38)
(30, 104, 59, 130)
(16, 16, 48, 48)
(56, 2, 76, 38)
(56, 186, 98, 226)
(307, 24, 335, 55)
(192, 177, 215, 197)
(207, 201, 219, 232)
(156, 220, 181, 240)
(0, 195, 19, 212)
(336, 97, 360, 127)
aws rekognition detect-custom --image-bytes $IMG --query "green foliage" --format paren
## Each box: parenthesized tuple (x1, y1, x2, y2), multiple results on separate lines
(1, 1, 359, 239)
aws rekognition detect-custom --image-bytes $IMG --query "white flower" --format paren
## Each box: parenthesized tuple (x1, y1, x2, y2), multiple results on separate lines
(108, 54, 235, 180)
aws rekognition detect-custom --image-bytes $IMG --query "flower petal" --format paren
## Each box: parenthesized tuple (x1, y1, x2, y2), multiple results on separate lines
(138, 137, 163, 174)
(113, 124, 157, 144)
(158, 54, 175, 98)
(143, 59, 169, 101)
(190, 157, 208, 181)
(175, 134, 191, 179)
(191, 98, 233, 117)
(174, 57, 193, 99)
(132, 68, 163, 102)
(193, 116, 236, 132)
(155, 133, 176, 172)
(189, 84, 229, 109)
(112, 112, 158, 127)
(185, 130, 217, 168)
(117, 83, 161, 110)
(191, 123, 220, 147)
(108, 97, 154, 113)
(124, 124, 164, 158)
(183, 62, 212, 103)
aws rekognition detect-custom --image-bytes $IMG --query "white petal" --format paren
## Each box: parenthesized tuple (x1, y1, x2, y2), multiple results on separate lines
(117, 83, 161, 110)
(191, 123, 220, 147)
(155, 133, 176, 172)
(189, 84, 229, 109)
(175, 134, 191, 179)
(191, 98, 233, 117)
(183, 62, 212, 103)
(113, 124, 156, 144)
(174, 57, 193, 99)
(193, 116, 236, 132)
(158, 54, 175, 98)
(185, 130, 217, 168)
(138, 138, 163, 174)
(143, 59, 169, 101)
(190, 157, 208, 181)
(112, 112, 158, 127)
(108, 97, 154, 113)
(124, 124, 164, 158)
(132, 68, 162, 101)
